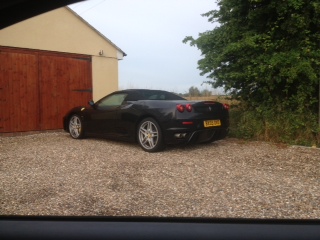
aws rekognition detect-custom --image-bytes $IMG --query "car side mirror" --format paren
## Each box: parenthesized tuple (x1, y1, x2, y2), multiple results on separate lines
(88, 100, 95, 108)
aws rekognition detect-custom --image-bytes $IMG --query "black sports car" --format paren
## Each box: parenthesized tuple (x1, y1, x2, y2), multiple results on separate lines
(63, 89, 229, 152)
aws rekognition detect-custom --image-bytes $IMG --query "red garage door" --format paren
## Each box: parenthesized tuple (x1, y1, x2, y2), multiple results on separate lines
(0, 48, 40, 132)
(39, 52, 92, 130)
(0, 47, 92, 133)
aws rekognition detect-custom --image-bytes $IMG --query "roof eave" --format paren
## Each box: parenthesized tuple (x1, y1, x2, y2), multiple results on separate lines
(66, 6, 127, 58)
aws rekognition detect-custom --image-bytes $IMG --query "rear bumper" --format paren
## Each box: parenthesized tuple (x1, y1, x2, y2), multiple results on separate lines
(162, 116, 229, 145)
(163, 126, 229, 145)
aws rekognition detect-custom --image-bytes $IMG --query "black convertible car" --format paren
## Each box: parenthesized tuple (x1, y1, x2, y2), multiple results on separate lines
(63, 89, 229, 152)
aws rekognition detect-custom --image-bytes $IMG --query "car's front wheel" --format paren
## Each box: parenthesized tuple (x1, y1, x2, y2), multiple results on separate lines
(69, 115, 84, 139)
(137, 118, 164, 152)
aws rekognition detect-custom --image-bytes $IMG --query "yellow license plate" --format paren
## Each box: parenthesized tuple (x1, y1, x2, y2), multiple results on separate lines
(204, 120, 221, 127)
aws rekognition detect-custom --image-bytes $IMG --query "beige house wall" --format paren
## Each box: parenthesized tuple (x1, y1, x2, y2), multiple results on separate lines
(92, 56, 119, 101)
(0, 7, 124, 101)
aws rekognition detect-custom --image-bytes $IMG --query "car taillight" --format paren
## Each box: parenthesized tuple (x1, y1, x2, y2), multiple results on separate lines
(176, 104, 185, 113)
(223, 104, 230, 110)
(182, 121, 193, 125)
(186, 104, 192, 112)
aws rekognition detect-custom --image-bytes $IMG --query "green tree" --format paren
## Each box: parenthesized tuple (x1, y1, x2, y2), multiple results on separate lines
(184, 0, 320, 112)
(188, 86, 201, 97)
(184, 0, 320, 145)
(201, 88, 212, 97)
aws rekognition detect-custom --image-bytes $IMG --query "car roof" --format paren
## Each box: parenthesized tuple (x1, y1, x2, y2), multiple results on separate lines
(119, 89, 169, 93)
(112, 89, 185, 101)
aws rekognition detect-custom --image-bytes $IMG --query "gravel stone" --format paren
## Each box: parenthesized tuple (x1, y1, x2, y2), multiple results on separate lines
(0, 132, 319, 219)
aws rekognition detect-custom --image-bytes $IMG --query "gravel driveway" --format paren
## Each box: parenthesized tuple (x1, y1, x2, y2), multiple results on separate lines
(0, 132, 319, 219)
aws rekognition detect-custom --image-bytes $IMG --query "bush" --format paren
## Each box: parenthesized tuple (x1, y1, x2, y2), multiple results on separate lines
(229, 105, 320, 147)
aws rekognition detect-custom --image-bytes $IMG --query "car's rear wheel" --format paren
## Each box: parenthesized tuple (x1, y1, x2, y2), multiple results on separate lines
(69, 115, 84, 139)
(203, 129, 228, 143)
(137, 118, 164, 152)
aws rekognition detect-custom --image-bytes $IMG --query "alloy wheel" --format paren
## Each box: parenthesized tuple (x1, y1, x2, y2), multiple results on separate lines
(69, 115, 82, 139)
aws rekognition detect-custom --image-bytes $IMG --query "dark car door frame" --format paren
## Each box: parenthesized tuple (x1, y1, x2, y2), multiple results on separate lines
(1, 216, 320, 240)
(0, 0, 86, 29)
(85, 106, 119, 136)
(85, 93, 128, 136)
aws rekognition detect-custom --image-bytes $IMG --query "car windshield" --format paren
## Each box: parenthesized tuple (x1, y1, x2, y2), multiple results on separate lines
(96, 93, 128, 108)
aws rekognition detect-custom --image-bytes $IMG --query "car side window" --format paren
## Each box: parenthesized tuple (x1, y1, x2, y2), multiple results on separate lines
(146, 94, 166, 100)
(139, 91, 182, 100)
(95, 93, 128, 110)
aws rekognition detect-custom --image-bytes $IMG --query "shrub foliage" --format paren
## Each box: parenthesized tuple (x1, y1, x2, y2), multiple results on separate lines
(184, 0, 320, 146)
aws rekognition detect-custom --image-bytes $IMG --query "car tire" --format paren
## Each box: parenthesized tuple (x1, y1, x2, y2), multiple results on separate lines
(137, 118, 164, 152)
(68, 114, 84, 139)
(203, 129, 228, 144)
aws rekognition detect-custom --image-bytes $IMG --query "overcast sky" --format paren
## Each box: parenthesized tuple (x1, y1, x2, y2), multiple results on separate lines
(69, 0, 219, 94)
